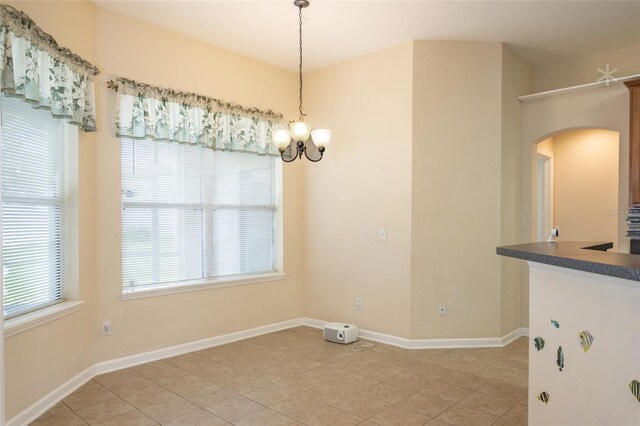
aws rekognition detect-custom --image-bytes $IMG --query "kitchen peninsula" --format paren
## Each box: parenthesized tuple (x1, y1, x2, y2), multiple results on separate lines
(497, 241, 640, 426)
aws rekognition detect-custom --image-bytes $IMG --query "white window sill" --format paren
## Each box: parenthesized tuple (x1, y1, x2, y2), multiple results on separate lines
(4, 300, 84, 338)
(121, 272, 286, 301)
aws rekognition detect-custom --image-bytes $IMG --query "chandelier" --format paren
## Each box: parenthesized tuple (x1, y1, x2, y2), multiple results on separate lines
(272, 0, 331, 162)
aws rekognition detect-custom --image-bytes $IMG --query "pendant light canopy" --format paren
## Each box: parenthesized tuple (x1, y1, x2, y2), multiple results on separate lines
(273, 0, 331, 162)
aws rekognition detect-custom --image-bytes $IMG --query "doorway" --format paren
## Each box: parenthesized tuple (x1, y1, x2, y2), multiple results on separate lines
(534, 129, 620, 247)
(537, 150, 553, 242)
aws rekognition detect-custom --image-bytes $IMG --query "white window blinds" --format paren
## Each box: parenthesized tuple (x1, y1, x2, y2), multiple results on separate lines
(1, 96, 69, 319)
(121, 138, 277, 292)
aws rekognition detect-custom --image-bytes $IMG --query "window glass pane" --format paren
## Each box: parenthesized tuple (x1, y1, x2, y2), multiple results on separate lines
(209, 151, 275, 206)
(122, 207, 204, 287)
(210, 209, 275, 277)
(2, 203, 62, 317)
(121, 138, 278, 291)
(1, 101, 65, 200)
(121, 138, 202, 205)
(1, 96, 67, 318)
(239, 209, 276, 274)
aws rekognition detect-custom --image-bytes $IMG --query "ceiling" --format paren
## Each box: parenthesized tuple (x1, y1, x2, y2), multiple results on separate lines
(93, 0, 640, 72)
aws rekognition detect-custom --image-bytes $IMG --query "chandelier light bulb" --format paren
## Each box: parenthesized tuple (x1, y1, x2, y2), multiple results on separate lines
(272, 128, 292, 150)
(311, 129, 331, 149)
(289, 121, 311, 143)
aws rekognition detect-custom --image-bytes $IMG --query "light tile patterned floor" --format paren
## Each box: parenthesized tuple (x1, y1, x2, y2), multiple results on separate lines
(31, 327, 528, 426)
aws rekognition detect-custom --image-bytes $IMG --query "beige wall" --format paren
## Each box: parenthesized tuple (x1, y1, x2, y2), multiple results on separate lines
(303, 42, 414, 338)
(500, 46, 534, 334)
(411, 41, 503, 339)
(303, 40, 533, 341)
(535, 44, 640, 92)
(552, 129, 620, 247)
(3, 1, 302, 419)
(410, 42, 533, 339)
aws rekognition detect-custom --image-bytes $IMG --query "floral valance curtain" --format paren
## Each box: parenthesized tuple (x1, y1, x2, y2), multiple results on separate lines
(0, 4, 99, 131)
(112, 78, 287, 156)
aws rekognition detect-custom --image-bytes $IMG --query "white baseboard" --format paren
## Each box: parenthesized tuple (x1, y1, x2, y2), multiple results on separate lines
(8, 318, 304, 426)
(93, 318, 304, 375)
(7, 366, 94, 426)
(501, 327, 529, 346)
(8, 317, 528, 425)
(302, 318, 529, 349)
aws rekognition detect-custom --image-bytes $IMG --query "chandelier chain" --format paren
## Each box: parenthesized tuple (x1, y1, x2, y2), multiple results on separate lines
(298, 5, 305, 121)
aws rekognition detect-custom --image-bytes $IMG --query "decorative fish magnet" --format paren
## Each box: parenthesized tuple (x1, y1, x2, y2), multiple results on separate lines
(630, 380, 640, 403)
(533, 336, 545, 351)
(556, 346, 564, 371)
(579, 330, 594, 352)
(551, 319, 560, 328)
(537, 391, 550, 404)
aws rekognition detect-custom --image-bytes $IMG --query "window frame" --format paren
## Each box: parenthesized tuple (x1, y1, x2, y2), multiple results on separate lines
(119, 138, 285, 299)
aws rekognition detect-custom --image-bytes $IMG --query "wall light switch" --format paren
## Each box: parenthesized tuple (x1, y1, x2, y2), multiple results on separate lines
(379, 228, 386, 241)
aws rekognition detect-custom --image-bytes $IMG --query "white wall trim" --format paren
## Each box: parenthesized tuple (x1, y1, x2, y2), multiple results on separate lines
(121, 272, 286, 301)
(7, 366, 94, 426)
(302, 318, 529, 349)
(3, 301, 84, 338)
(519, 73, 640, 102)
(92, 318, 303, 375)
(7, 317, 528, 425)
(501, 327, 529, 346)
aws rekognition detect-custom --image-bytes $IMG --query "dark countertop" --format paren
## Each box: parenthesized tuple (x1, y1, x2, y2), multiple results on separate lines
(497, 241, 640, 282)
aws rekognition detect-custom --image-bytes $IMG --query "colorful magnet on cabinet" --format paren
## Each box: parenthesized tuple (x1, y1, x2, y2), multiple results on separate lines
(533, 337, 545, 351)
(630, 380, 640, 403)
(550, 319, 560, 328)
(537, 391, 550, 404)
(556, 346, 564, 371)
(579, 330, 595, 352)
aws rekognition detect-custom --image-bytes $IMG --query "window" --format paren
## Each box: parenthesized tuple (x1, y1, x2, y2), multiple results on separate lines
(121, 138, 281, 294)
(1, 96, 72, 319)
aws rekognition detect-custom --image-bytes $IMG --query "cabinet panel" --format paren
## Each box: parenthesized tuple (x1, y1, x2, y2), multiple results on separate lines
(625, 79, 640, 206)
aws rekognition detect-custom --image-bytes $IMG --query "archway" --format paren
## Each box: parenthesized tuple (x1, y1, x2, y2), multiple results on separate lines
(532, 128, 620, 248)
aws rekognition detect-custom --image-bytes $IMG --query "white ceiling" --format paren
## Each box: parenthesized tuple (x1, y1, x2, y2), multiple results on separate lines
(93, 0, 640, 72)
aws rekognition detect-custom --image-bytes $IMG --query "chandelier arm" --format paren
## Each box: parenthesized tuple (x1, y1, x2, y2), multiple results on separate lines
(280, 148, 299, 163)
(303, 145, 324, 162)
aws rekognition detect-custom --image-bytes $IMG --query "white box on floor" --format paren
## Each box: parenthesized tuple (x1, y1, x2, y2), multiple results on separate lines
(323, 322, 358, 344)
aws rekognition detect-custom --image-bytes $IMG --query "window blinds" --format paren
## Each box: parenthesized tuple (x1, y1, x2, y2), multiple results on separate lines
(121, 138, 277, 291)
(1, 96, 68, 319)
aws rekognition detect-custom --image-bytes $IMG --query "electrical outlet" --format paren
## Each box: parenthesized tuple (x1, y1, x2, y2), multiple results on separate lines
(355, 297, 363, 310)
(379, 228, 386, 241)
(102, 320, 112, 336)
(438, 304, 447, 316)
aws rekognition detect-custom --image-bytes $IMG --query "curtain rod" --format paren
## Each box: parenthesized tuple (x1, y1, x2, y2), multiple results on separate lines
(106, 77, 285, 121)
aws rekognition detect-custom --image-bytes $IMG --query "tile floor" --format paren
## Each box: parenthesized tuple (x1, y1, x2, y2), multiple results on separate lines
(32, 326, 528, 426)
